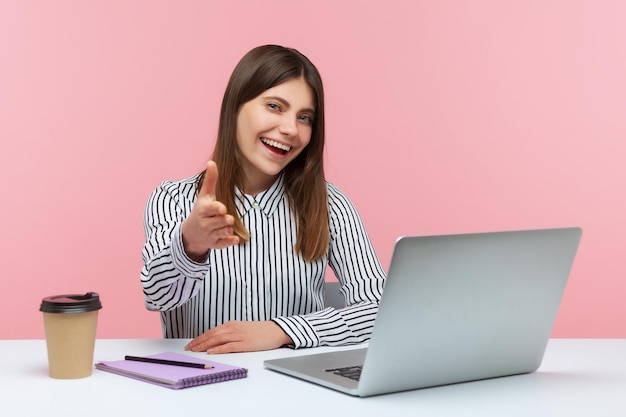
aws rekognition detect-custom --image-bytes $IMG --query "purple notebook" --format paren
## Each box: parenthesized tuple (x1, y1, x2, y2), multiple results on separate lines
(95, 352, 248, 389)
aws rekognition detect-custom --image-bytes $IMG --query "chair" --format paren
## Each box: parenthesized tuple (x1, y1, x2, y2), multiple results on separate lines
(324, 281, 345, 309)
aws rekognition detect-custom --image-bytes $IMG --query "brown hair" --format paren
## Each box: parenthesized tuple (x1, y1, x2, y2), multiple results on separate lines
(198, 45, 329, 261)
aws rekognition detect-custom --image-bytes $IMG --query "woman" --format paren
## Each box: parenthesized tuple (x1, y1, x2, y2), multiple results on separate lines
(141, 45, 386, 354)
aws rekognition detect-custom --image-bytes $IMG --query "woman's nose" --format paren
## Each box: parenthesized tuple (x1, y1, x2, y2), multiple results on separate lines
(279, 116, 297, 136)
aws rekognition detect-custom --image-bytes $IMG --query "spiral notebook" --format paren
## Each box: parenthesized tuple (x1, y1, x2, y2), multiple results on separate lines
(95, 351, 248, 389)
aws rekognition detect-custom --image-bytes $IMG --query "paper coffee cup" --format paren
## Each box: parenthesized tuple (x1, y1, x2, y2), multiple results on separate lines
(40, 292, 103, 379)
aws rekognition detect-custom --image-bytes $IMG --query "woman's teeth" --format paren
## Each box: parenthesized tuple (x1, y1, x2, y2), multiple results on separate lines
(261, 138, 290, 153)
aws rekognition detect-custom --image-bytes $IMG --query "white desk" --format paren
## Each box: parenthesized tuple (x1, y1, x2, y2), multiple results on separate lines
(1, 339, 625, 416)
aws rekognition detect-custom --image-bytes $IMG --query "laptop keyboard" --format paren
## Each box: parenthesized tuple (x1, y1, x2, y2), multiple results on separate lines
(325, 365, 363, 381)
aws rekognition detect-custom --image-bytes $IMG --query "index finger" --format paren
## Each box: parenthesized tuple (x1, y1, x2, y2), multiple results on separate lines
(199, 160, 218, 198)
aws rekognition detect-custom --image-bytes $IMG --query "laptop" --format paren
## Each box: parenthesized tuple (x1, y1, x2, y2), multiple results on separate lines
(264, 227, 582, 397)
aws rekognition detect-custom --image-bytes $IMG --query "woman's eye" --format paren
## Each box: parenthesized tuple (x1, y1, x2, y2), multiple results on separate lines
(267, 103, 280, 111)
(298, 114, 313, 125)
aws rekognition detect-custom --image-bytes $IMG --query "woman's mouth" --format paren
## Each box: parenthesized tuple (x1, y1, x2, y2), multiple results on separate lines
(261, 138, 291, 155)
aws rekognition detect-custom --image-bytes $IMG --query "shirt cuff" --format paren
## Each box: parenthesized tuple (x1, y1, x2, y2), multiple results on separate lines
(272, 315, 320, 349)
(170, 223, 210, 278)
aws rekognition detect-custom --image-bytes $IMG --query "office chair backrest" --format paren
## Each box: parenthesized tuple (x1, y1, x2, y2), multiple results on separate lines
(323, 281, 345, 309)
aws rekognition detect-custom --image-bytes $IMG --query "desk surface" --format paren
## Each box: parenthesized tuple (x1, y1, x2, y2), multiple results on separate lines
(1, 338, 625, 416)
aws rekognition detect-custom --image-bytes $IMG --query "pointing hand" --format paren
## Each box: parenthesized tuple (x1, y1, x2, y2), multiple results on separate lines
(181, 161, 240, 261)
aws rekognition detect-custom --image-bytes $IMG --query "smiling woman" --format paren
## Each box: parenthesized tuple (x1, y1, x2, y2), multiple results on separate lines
(140, 45, 386, 354)
(235, 77, 315, 195)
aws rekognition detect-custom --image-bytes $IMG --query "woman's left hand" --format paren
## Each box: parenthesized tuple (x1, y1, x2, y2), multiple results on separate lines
(184, 320, 293, 354)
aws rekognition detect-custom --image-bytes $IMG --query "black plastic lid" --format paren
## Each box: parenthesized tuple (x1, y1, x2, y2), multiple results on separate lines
(40, 292, 103, 313)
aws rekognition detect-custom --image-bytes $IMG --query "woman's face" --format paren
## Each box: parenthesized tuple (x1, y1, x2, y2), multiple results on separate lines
(236, 77, 315, 195)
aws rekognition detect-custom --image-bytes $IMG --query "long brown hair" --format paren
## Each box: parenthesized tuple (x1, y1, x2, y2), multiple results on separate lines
(198, 45, 329, 262)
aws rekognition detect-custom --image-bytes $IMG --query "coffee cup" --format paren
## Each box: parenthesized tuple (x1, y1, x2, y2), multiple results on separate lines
(40, 292, 103, 379)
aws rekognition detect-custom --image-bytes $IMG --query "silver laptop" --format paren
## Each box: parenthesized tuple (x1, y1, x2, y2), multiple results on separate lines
(264, 227, 582, 397)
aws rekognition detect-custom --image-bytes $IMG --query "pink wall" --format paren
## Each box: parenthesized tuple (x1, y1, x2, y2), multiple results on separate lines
(1, 1, 625, 339)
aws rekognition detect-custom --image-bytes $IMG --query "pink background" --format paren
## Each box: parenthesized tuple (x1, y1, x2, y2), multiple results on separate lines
(1, 1, 624, 339)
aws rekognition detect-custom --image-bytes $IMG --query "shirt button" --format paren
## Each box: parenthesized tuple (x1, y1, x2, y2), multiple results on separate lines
(253, 200, 259, 207)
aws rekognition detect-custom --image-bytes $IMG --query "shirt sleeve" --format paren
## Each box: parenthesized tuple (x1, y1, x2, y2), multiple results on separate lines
(272, 183, 386, 348)
(140, 178, 210, 311)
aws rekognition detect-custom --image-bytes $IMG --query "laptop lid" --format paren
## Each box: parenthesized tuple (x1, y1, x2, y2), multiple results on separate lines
(264, 227, 582, 397)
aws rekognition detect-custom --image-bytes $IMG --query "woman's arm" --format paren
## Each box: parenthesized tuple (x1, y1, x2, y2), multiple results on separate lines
(272, 183, 386, 348)
(140, 176, 209, 311)
(141, 162, 239, 312)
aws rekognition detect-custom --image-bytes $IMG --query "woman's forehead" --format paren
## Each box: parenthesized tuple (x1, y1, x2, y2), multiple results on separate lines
(259, 77, 316, 112)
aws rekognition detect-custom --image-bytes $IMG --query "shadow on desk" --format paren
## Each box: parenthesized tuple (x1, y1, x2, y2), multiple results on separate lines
(368, 369, 621, 410)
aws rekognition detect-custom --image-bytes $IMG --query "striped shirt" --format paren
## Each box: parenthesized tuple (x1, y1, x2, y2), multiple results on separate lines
(140, 172, 386, 348)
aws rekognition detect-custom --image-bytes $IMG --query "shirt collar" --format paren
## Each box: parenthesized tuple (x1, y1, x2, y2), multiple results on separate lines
(234, 173, 285, 217)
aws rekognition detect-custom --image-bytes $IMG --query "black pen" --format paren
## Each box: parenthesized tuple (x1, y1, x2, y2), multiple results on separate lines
(124, 355, 213, 369)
